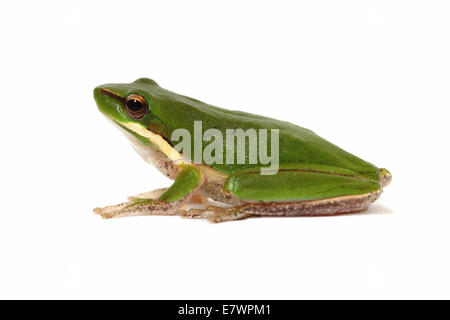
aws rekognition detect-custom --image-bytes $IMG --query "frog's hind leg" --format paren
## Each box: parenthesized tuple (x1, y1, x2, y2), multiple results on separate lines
(183, 190, 382, 223)
(182, 204, 253, 223)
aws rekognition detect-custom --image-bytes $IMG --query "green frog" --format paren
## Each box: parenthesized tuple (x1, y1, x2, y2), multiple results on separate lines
(93, 78, 391, 222)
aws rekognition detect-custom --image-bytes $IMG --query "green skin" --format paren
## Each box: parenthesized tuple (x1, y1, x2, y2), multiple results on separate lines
(94, 78, 384, 207)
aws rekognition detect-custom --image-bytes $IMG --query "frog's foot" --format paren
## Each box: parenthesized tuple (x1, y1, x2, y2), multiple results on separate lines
(181, 198, 253, 222)
(94, 190, 209, 219)
(93, 198, 183, 219)
(182, 205, 252, 223)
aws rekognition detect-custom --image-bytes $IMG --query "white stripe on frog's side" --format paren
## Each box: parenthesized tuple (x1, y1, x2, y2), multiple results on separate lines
(119, 121, 185, 162)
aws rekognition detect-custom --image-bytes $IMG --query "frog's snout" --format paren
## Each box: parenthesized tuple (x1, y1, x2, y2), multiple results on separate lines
(94, 86, 126, 118)
(94, 86, 124, 104)
(93, 87, 101, 99)
(380, 168, 392, 188)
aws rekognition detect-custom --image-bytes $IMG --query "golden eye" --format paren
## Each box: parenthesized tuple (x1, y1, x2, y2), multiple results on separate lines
(124, 94, 149, 119)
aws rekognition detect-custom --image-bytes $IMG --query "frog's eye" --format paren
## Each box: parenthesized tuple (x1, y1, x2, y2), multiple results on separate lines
(124, 94, 149, 119)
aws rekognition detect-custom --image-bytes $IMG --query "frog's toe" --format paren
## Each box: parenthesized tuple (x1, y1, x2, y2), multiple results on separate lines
(93, 198, 153, 219)
(93, 202, 133, 219)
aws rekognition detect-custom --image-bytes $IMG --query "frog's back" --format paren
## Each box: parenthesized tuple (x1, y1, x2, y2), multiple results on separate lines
(147, 83, 380, 180)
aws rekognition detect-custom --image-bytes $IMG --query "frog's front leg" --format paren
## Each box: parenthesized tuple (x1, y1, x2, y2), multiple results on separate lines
(93, 164, 203, 219)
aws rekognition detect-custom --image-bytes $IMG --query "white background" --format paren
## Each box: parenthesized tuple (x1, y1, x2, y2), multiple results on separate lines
(0, 0, 449, 299)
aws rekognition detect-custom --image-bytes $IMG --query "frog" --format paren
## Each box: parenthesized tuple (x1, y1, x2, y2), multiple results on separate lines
(93, 78, 391, 222)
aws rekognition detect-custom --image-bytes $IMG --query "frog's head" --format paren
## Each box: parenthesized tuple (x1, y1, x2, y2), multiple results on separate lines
(94, 78, 183, 163)
(94, 78, 161, 138)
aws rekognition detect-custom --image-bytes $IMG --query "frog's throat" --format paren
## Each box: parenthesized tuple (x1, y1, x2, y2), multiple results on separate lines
(112, 119, 185, 164)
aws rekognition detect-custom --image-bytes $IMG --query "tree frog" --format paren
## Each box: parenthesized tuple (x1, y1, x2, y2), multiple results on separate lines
(93, 78, 391, 222)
